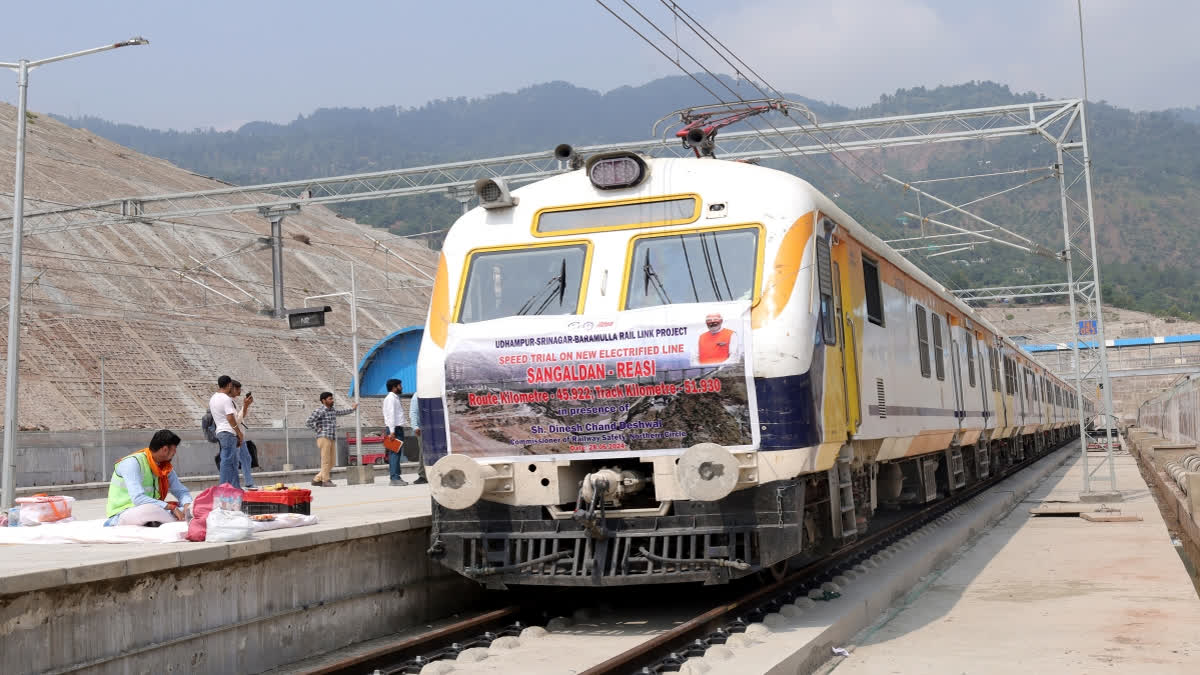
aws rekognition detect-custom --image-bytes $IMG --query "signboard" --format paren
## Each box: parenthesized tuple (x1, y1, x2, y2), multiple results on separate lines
(442, 302, 758, 459)
(1078, 319, 1097, 336)
(287, 306, 331, 329)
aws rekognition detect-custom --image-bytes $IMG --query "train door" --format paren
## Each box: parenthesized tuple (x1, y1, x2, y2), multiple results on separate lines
(832, 261, 862, 435)
(971, 332, 988, 420)
(947, 314, 965, 419)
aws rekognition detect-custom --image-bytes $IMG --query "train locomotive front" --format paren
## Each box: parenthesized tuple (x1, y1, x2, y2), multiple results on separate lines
(413, 150, 1081, 588)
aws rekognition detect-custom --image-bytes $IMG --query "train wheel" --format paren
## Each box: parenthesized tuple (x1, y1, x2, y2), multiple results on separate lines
(760, 559, 789, 583)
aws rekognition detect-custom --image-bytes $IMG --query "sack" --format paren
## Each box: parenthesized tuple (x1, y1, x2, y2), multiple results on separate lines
(15, 494, 75, 524)
(201, 411, 219, 443)
(247, 439, 260, 468)
(186, 486, 216, 541)
(213, 483, 245, 512)
(205, 508, 252, 542)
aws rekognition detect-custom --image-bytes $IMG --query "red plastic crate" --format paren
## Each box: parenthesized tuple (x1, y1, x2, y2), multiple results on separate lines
(244, 501, 311, 516)
(243, 488, 312, 506)
(243, 488, 312, 516)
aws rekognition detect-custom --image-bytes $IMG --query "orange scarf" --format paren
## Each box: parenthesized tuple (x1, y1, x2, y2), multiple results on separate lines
(139, 447, 172, 502)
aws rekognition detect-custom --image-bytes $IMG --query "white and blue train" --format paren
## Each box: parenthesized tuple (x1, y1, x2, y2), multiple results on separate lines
(413, 148, 1089, 587)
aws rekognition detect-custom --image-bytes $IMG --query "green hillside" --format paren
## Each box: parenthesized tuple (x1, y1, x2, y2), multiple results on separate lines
(55, 77, 1200, 318)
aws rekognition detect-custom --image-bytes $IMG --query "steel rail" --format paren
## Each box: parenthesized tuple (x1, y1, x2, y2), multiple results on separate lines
(306, 605, 522, 675)
(581, 439, 1072, 675)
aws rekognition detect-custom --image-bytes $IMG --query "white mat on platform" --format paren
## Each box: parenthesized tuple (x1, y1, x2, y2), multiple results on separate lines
(0, 519, 189, 544)
(0, 512, 320, 544)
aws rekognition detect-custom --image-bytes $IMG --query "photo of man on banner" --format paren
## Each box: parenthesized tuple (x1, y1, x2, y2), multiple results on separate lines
(697, 312, 738, 365)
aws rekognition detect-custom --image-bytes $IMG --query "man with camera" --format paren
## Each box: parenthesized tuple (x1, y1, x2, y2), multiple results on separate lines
(229, 380, 256, 488)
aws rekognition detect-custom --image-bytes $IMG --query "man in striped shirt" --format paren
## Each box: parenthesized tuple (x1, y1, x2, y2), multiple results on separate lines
(306, 391, 358, 487)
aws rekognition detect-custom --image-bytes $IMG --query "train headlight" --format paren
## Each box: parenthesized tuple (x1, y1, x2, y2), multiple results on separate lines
(586, 152, 647, 190)
(474, 177, 518, 209)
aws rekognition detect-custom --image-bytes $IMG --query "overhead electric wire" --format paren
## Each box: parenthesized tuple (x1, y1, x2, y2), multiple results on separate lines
(652, 0, 1055, 275)
(600, 0, 856, 195)
(655, 0, 881, 185)
(600, 1, 968, 291)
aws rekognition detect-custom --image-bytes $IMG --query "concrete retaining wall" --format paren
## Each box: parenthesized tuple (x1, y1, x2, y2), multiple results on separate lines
(1126, 428, 1200, 583)
(0, 527, 481, 675)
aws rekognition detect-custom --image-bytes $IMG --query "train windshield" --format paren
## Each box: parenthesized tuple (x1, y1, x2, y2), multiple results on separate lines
(625, 226, 759, 309)
(457, 244, 588, 323)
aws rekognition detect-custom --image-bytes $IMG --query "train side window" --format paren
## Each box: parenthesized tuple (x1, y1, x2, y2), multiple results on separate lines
(966, 334, 976, 388)
(915, 305, 931, 378)
(931, 314, 945, 381)
(862, 256, 884, 326)
(816, 236, 836, 346)
(989, 347, 1000, 392)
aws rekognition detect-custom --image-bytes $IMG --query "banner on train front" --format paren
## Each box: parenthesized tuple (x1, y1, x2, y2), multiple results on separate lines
(442, 301, 758, 458)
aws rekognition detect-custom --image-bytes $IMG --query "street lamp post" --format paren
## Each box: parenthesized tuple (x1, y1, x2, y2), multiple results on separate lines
(304, 261, 364, 469)
(282, 398, 306, 472)
(0, 38, 149, 509)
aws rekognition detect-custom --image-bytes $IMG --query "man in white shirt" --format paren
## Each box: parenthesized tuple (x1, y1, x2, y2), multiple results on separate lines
(208, 375, 244, 488)
(382, 378, 407, 486)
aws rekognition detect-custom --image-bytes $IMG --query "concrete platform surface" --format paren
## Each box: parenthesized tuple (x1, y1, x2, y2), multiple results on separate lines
(830, 452, 1200, 674)
(0, 469, 435, 596)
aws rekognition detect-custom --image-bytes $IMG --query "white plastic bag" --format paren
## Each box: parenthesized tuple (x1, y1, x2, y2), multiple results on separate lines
(204, 509, 253, 542)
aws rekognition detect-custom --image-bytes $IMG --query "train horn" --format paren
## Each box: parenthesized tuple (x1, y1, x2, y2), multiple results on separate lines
(554, 143, 584, 170)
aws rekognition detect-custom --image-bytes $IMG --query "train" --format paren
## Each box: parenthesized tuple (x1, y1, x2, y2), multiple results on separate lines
(413, 146, 1092, 588)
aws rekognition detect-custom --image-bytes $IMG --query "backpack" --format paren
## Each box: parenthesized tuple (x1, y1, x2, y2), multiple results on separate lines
(201, 411, 219, 443)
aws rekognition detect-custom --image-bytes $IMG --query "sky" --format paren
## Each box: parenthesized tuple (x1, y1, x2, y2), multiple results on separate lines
(0, 1, 1195, 131)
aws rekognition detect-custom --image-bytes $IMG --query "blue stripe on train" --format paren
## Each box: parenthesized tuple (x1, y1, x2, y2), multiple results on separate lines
(418, 397, 448, 466)
(754, 372, 820, 450)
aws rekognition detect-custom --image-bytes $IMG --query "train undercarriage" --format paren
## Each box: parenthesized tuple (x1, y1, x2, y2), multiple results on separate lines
(429, 427, 1079, 588)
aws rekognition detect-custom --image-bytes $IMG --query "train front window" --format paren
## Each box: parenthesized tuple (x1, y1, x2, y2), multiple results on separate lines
(624, 226, 760, 310)
(457, 244, 588, 323)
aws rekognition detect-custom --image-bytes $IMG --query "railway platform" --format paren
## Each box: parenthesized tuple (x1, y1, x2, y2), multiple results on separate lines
(0, 474, 467, 675)
(738, 445, 1200, 674)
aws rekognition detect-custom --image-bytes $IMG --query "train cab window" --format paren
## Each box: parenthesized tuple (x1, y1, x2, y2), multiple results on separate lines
(624, 226, 761, 311)
(931, 314, 945, 381)
(915, 305, 931, 378)
(966, 334, 976, 388)
(862, 256, 884, 326)
(457, 243, 589, 323)
(815, 236, 836, 345)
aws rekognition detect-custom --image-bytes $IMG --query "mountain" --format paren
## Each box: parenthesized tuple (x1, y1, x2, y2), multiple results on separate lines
(1170, 106, 1200, 125)
(53, 76, 1200, 319)
(0, 104, 436, 431)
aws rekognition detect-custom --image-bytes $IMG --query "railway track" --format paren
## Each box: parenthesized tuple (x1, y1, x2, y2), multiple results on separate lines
(314, 442, 1067, 675)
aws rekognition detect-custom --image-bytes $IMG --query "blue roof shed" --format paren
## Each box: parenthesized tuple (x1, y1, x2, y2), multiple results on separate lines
(348, 326, 424, 397)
